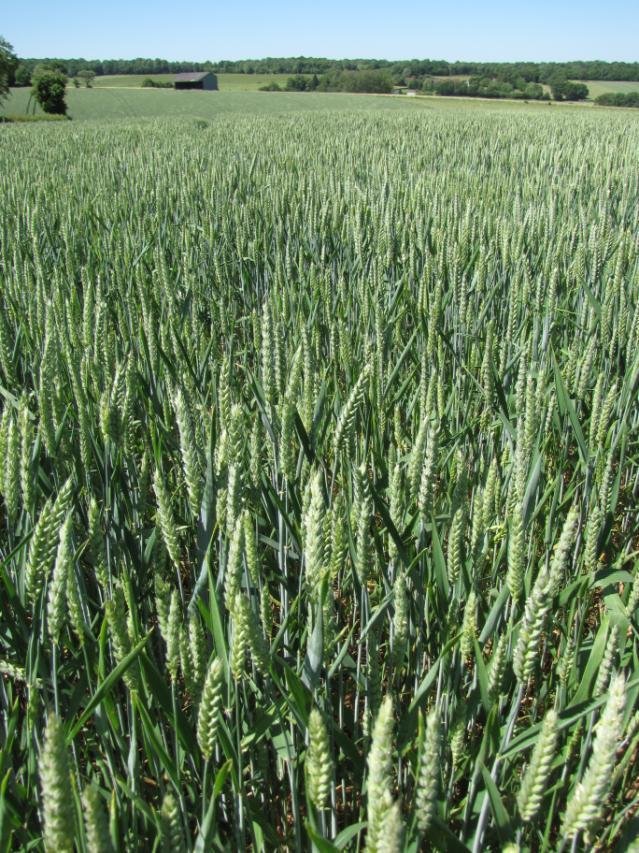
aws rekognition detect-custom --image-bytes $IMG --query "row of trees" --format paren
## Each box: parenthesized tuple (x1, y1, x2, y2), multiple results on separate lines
(11, 57, 213, 82)
(424, 75, 589, 101)
(259, 74, 387, 96)
(7, 54, 639, 85)
(221, 57, 639, 82)
(318, 69, 394, 93)
(595, 91, 639, 108)
(261, 69, 590, 101)
(262, 70, 394, 94)
(0, 41, 630, 107)
(423, 76, 547, 100)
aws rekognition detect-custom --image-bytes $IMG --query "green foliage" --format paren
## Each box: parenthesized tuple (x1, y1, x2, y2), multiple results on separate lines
(426, 74, 548, 100)
(14, 61, 32, 86)
(317, 68, 394, 93)
(0, 35, 17, 106)
(141, 77, 173, 88)
(285, 73, 317, 91)
(76, 69, 96, 87)
(13, 54, 639, 84)
(596, 91, 639, 108)
(550, 76, 589, 101)
(31, 65, 68, 114)
(0, 105, 638, 852)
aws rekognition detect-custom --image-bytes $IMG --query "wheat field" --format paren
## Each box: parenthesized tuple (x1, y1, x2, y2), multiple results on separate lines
(0, 107, 638, 851)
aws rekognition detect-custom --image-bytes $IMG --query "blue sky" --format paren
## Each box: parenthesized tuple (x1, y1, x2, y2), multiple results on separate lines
(4, 0, 638, 62)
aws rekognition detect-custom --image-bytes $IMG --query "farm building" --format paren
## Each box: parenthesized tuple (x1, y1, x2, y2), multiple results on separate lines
(174, 72, 218, 91)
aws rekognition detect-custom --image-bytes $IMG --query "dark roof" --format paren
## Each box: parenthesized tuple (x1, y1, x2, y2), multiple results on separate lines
(174, 72, 212, 82)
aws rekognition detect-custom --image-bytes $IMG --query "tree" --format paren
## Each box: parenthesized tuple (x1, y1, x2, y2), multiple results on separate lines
(32, 66, 68, 115)
(563, 81, 588, 101)
(286, 74, 310, 92)
(0, 36, 18, 107)
(77, 69, 96, 88)
(14, 63, 32, 86)
(549, 75, 588, 101)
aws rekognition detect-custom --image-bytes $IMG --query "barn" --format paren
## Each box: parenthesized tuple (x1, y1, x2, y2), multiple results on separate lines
(174, 72, 218, 91)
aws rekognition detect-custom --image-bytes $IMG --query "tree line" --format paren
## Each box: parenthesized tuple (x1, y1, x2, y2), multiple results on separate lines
(595, 92, 639, 108)
(261, 70, 593, 101)
(7, 55, 639, 85)
(423, 76, 589, 101)
(260, 70, 395, 94)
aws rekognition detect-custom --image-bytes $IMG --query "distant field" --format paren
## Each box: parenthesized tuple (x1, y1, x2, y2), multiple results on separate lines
(578, 80, 639, 98)
(217, 73, 290, 91)
(92, 73, 290, 91)
(7, 81, 639, 123)
(4, 87, 437, 121)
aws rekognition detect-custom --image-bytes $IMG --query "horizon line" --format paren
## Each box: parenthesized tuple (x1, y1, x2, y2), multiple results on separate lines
(16, 53, 639, 65)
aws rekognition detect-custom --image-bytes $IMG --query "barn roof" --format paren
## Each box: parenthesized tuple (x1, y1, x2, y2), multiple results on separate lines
(174, 72, 212, 82)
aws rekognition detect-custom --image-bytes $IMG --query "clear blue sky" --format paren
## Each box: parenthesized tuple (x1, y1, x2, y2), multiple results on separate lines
(4, 0, 638, 62)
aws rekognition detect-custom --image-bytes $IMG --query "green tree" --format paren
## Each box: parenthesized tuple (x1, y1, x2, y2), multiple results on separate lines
(550, 75, 589, 101)
(286, 74, 309, 91)
(0, 36, 18, 108)
(32, 66, 68, 115)
(14, 63, 32, 86)
(564, 81, 588, 100)
(77, 69, 96, 88)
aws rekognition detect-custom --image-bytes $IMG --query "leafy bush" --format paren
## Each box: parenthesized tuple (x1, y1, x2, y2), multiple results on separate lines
(425, 75, 547, 100)
(284, 74, 320, 92)
(31, 65, 68, 114)
(141, 78, 173, 89)
(595, 91, 639, 108)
